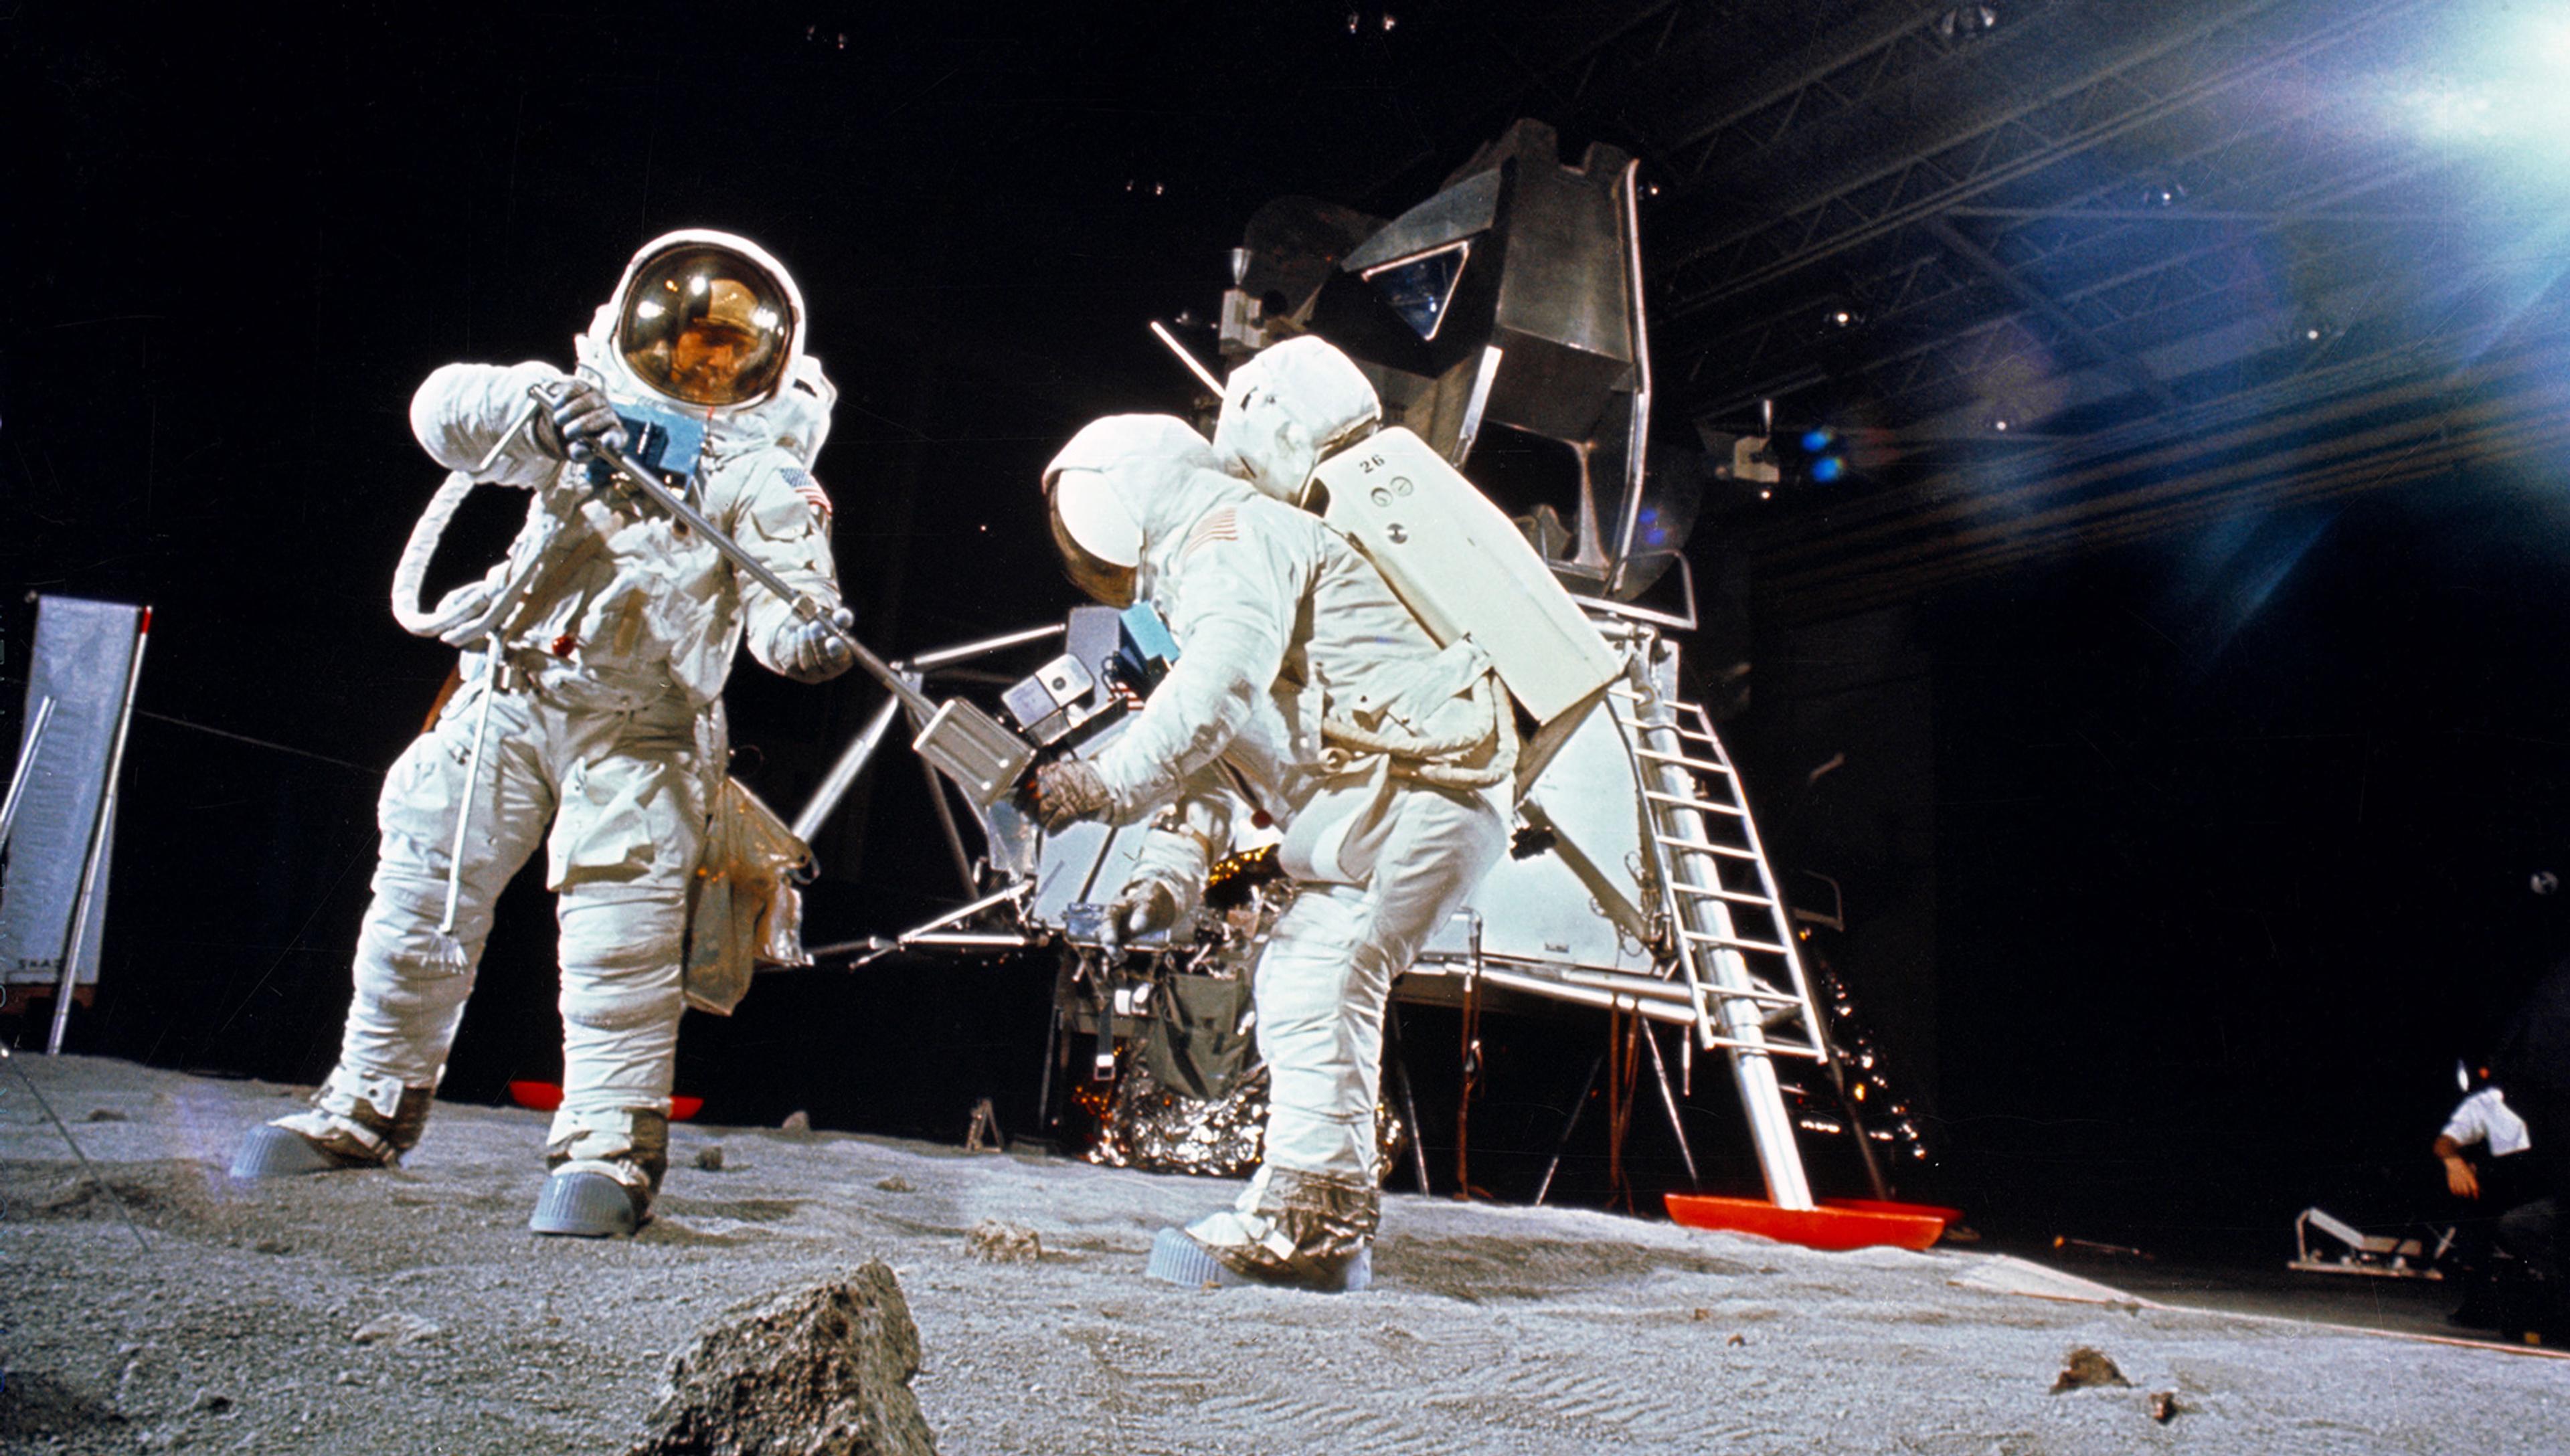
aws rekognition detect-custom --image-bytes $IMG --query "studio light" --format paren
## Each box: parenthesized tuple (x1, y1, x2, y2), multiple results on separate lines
(2392, 5, 2570, 171)
(1932, 5, 2000, 45)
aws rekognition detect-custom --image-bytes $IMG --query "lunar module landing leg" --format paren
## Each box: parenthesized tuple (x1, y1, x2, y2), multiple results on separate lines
(1616, 666, 1820, 1210)
(1610, 652, 1944, 1250)
(1413, 619, 1942, 1250)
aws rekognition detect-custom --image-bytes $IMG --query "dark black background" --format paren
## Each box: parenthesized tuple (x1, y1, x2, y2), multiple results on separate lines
(7, 1, 2567, 1262)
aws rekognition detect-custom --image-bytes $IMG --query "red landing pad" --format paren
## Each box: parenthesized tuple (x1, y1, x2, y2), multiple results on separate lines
(507, 1081, 703, 1122)
(1665, 1193, 1952, 1251)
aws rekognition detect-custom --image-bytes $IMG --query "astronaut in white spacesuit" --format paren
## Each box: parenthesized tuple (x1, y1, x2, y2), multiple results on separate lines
(1027, 339, 1513, 1289)
(231, 230, 855, 1237)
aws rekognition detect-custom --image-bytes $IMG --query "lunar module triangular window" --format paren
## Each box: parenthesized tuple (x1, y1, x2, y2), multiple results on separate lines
(1361, 241, 1470, 341)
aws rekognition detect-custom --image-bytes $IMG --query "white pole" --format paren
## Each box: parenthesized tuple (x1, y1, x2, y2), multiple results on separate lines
(50, 610, 151, 1055)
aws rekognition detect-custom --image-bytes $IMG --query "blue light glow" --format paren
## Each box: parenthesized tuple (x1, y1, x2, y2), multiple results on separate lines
(1800, 429, 1832, 453)
(1812, 456, 1846, 483)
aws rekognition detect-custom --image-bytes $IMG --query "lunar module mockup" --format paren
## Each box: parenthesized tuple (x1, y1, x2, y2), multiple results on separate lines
(796, 122, 1934, 1244)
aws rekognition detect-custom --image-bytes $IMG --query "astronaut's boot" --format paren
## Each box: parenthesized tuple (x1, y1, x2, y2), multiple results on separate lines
(1146, 1167, 1378, 1292)
(530, 1109, 668, 1238)
(231, 1068, 434, 1179)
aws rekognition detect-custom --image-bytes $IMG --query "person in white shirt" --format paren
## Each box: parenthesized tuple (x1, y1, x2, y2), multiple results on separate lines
(2434, 1065, 2545, 1331)
(2435, 1075, 2531, 1201)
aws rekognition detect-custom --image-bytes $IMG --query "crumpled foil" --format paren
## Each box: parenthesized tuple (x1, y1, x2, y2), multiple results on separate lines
(1080, 873, 1408, 1182)
(1087, 1058, 1408, 1184)
(1089, 1059, 1270, 1178)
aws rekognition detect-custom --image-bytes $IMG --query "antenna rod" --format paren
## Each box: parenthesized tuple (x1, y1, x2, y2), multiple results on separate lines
(1149, 321, 1225, 397)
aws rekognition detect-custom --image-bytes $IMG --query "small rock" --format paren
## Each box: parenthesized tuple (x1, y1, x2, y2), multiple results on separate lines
(693, 1145, 725, 1172)
(252, 1239, 291, 1256)
(351, 1312, 442, 1346)
(1689, 1308, 1709, 1322)
(875, 1176, 916, 1193)
(780, 1111, 812, 1134)
(40, 1176, 108, 1213)
(628, 1263, 936, 1456)
(2149, 1390, 2182, 1423)
(1727, 1333, 1747, 1348)
(964, 1220, 1041, 1263)
(84, 1107, 129, 1122)
(2051, 1346, 2131, 1393)
(190, 1391, 234, 1415)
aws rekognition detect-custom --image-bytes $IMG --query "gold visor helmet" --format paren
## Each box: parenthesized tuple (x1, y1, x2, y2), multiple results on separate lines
(615, 242, 796, 407)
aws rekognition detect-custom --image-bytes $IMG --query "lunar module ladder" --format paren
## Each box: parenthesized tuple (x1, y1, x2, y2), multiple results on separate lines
(1613, 680, 1824, 1211)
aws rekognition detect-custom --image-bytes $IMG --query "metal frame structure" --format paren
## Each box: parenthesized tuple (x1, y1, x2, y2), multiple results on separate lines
(1307, 0, 2524, 612)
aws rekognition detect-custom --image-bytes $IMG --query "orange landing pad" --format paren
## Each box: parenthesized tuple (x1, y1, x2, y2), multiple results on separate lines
(1665, 1192, 1950, 1251)
(1822, 1196, 1966, 1225)
(508, 1081, 703, 1122)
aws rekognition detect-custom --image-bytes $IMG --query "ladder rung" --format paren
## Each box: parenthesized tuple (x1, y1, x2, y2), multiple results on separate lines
(1634, 746, 1733, 775)
(1669, 944, 1787, 1000)
(1678, 978, 1806, 1008)
(1695, 1033, 1824, 1061)
(1611, 711, 1721, 746)
(1681, 929, 1792, 955)
(1672, 881, 1779, 908)
(1657, 836, 1758, 859)
(1644, 789, 1744, 816)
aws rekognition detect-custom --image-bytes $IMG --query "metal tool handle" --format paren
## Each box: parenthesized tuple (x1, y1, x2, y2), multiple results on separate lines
(527, 381, 936, 720)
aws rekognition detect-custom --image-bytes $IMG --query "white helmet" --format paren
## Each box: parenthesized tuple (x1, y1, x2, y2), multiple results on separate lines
(1040, 415, 1221, 608)
(598, 230, 806, 412)
(1047, 467, 1144, 607)
(1211, 336, 1381, 507)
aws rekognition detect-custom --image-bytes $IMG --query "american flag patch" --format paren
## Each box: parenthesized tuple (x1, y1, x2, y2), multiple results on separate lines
(1183, 507, 1239, 557)
(784, 466, 833, 519)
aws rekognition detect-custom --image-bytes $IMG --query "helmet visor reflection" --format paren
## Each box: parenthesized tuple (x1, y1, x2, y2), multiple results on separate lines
(616, 246, 794, 407)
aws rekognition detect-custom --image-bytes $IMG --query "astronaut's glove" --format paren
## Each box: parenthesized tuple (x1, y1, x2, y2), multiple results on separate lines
(533, 377, 626, 464)
(428, 579, 505, 648)
(772, 606, 858, 684)
(1023, 757, 1113, 834)
(1111, 877, 1185, 938)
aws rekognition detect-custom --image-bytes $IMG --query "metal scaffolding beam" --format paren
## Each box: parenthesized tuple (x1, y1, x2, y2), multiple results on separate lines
(1733, 314, 2570, 628)
(1643, 0, 1980, 175)
(1919, 214, 2180, 412)
(1655, 0, 2419, 321)
(1681, 143, 2437, 430)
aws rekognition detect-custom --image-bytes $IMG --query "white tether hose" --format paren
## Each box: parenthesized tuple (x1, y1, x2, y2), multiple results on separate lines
(391, 394, 549, 642)
(390, 469, 490, 640)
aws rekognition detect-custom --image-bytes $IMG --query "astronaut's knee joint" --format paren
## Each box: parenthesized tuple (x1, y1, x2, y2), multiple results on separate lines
(560, 985, 683, 1034)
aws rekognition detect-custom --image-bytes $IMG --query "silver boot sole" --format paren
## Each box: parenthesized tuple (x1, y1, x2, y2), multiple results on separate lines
(528, 1170, 643, 1237)
(1144, 1226, 1372, 1293)
(228, 1123, 372, 1180)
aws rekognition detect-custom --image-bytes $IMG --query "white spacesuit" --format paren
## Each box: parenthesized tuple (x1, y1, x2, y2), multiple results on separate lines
(1030, 342, 1511, 1288)
(232, 231, 855, 1237)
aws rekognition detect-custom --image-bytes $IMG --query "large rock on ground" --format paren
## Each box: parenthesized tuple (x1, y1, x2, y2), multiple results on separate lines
(628, 1263, 938, 1456)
